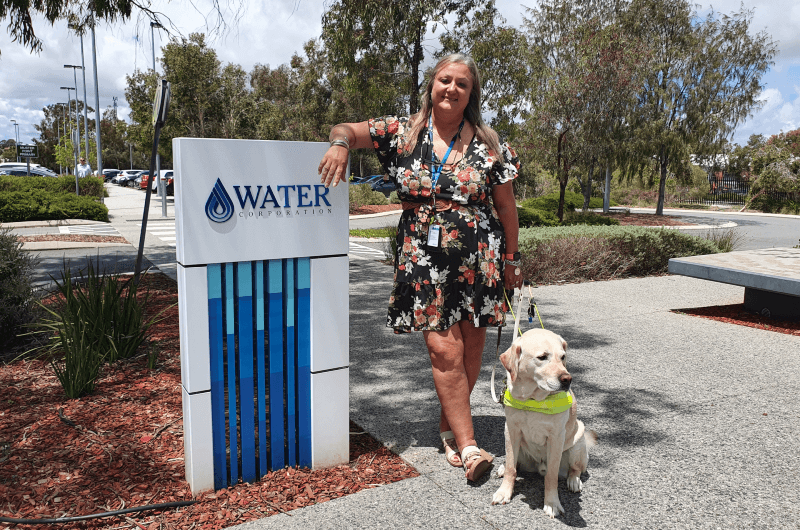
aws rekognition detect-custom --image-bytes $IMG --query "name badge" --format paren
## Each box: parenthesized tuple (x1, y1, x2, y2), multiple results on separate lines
(427, 224, 442, 250)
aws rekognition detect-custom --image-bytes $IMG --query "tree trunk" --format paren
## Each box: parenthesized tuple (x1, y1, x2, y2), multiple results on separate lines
(582, 159, 595, 212)
(656, 147, 668, 216)
(409, 18, 423, 114)
(603, 163, 611, 213)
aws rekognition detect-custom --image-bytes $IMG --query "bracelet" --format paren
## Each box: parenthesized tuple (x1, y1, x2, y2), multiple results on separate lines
(504, 259, 521, 267)
(329, 137, 350, 149)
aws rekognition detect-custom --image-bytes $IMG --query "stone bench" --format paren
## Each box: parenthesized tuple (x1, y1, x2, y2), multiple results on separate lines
(668, 248, 800, 319)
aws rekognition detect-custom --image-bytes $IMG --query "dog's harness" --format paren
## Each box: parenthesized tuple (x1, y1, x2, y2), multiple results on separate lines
(502, 390, 573, 414)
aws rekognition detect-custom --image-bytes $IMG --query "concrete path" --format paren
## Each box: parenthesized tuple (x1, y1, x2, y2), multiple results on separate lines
(233, 258, 800, 530)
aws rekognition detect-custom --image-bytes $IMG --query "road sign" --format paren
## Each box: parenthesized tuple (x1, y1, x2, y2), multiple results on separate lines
(17, 144, 38, 158)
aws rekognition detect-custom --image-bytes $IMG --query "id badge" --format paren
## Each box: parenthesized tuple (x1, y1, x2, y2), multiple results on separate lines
(426, 224, 442, 251)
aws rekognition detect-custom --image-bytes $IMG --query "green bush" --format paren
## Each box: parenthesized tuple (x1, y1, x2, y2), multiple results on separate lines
(521, 190, 608, 213)
(387, 190, 401, 204)
(349, 183, 388, 211)
(0, 191, 108, 222)
(0, 175, 104, 197)
(518, 225, 721, 284)
(517, 206, 559, 227)
(0, 228, 39, 353)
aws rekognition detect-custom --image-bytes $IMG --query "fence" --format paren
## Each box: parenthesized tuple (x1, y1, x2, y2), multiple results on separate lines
(673, 186, 798, 206)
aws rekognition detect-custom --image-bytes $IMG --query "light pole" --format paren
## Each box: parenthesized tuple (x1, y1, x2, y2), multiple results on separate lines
(10, 119, 20, 162)
(90, 17, 103, 179)
(69, 25, 91, 169)
(150, 21, 164, 208)
(64, 65, 83, 160)
(60, 86, 77, 173)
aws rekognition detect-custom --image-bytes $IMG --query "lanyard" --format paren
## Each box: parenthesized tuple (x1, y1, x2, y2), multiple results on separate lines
(428, 115, 464, 192)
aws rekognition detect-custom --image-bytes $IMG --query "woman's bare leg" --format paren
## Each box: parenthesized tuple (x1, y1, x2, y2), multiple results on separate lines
(426, 321, 487, 452)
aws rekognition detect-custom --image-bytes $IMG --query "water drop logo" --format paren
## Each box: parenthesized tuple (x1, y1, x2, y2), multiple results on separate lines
(205, 178, 235, 223)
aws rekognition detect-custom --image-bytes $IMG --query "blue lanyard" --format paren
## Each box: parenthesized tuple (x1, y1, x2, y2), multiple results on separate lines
(428, 115, 464, 191)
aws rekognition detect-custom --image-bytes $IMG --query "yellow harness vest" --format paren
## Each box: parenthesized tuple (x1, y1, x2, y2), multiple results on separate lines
(503, 389, 573, 415)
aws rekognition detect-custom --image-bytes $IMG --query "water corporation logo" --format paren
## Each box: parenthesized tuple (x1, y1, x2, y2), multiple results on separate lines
(204, 178, 334, 223)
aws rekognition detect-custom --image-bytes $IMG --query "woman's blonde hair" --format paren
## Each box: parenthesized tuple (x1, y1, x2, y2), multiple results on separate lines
(405, 53, 502, 159)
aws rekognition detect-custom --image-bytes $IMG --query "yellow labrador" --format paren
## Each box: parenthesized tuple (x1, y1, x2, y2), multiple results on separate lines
(491, 329, 597, 517)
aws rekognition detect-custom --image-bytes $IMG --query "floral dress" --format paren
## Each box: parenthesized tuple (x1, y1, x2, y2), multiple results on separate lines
(368, 115, 520, 333)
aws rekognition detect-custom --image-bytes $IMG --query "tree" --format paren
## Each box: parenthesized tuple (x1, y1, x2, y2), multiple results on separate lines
(321, 0, 477, 115)
(33, 101, 94, 172)
(622, 0, 776, 215)
(522, 0, 648, 220)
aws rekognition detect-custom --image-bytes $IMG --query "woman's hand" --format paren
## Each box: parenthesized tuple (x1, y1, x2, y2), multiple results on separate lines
(318, 121, 372, 188)
(318, 145, 350, 188)
(503, 260, 524, 291)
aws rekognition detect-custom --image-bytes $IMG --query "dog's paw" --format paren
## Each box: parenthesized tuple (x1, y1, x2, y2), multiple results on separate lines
(567, 475, 583, 492)
(543, 495, 564, 518)
(496, 464, 505, 478)
(491, 486, 513, 505)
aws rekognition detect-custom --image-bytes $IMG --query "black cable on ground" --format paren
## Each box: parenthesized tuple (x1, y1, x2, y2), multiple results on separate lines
(0, 500, 196, 525)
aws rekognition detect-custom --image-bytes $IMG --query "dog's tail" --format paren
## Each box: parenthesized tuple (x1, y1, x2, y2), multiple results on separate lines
(585, 429, 598, 449)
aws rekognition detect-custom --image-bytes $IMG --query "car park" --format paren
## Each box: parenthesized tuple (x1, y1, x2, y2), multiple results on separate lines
(116, 170, 145, 187)
(140, 170, 174, 192)
(0, 166, 58, 178)
(370, 177, 396, 196)
(101, 169, 121, 182)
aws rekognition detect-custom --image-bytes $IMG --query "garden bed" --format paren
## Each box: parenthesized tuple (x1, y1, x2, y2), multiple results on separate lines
(0, 274, 418, 529)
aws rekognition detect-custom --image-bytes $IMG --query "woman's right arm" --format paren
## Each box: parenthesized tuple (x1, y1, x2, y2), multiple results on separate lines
(318, 121, 372, 188)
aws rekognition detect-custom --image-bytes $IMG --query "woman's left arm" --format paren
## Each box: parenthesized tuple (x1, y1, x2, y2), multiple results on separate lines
(492, 181, 523, 290)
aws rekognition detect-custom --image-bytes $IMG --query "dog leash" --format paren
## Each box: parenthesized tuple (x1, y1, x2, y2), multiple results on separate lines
(490, 284, 545, 404)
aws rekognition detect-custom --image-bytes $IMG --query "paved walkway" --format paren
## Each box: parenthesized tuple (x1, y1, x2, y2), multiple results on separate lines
(233, 260, 800, 529)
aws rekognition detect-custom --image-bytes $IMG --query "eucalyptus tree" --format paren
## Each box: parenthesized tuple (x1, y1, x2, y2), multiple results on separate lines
(437, 0, 531, 142)
(522, 0, 648, 220)
(321, 0, 478, 115)
(622, 0, 776, 215)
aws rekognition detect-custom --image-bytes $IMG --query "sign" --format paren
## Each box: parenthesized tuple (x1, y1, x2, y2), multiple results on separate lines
(17, 144, 37, 158)
(173, 138, 349, 494)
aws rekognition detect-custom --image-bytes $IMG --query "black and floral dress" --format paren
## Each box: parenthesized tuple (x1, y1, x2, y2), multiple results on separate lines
(368, 115, 520, 333)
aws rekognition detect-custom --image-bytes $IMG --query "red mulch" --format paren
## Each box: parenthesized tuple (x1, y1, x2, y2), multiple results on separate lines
(349, 204, 402, 216)
(17, 235, 129, 244)
(0, 274, 418, 529)
(674, 304, 800, 337)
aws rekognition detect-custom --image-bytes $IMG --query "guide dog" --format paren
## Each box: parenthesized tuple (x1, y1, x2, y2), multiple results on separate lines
(491, 329, 596, 517)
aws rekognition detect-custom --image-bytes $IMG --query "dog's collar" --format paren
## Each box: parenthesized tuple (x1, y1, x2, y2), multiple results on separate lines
(503, 389, 573, 414)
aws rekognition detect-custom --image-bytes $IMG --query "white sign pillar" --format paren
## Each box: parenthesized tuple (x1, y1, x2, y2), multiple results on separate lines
(173, 139, 349, 493)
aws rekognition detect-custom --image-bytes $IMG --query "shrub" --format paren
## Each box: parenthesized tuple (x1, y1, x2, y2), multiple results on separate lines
(0, 228, 39, 354)
(517, 206, 559, 228)
(349, 183, 388, 212)
(519, 225, 722, 284)
(0, 191, 108, 222)
(387, 190, 401, 204)
(521, 190, 608, 213)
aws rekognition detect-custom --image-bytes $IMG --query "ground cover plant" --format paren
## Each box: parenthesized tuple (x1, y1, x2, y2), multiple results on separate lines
(0, 273, 418, 529)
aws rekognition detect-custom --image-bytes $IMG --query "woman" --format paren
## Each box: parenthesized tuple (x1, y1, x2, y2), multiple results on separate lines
(318, 53, 522, 482)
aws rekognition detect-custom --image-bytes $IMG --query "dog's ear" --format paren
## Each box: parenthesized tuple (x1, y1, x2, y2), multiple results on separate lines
(561, 337, 567, 352)
(499, 340, 522, 382)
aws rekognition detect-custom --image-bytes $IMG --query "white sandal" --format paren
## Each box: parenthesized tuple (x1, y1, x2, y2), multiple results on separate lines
(440, 431, 462, 467)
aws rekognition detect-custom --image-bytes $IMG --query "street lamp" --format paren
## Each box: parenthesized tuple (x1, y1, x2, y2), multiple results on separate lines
(60, 86, 77, 171)
(10, 119, 20, 162)
(150, 21, 166, 211)
(69, 25, 91, 167)
(64, 64, 83, 160)
(89, 17, 103, 179)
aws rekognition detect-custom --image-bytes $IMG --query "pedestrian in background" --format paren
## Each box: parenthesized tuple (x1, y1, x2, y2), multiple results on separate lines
(76, 157, 92, 178)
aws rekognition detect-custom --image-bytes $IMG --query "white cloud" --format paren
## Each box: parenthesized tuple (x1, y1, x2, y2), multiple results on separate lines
(733, 87, 800, 143)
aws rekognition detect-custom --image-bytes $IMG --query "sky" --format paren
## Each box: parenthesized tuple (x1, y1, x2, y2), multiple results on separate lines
(1, 0, 799, 152)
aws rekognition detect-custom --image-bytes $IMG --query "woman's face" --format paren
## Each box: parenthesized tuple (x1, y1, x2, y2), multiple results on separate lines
(430, 63, 474, 118)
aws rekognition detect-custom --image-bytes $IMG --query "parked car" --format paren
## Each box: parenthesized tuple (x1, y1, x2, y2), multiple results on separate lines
(0, 166, 58, 178)
(140, 170, 174, 192)
(101, 169, 121, 182)
(117, 170, 145, 187)
(370, 176, 396, 196)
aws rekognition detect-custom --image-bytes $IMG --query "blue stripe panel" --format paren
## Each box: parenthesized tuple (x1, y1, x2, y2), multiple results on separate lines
(296, 258, 312, 467)
(268, 260, 285, 470)
(255, 261, 267, 477)
(225, 262, 238, 485)
(284, 259, 297, 466)
(237, 262, 256, 483)
(207, 264, 227, 489)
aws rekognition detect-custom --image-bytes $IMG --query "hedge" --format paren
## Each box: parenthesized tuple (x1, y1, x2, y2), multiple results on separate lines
(0, 191, 109, 223)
